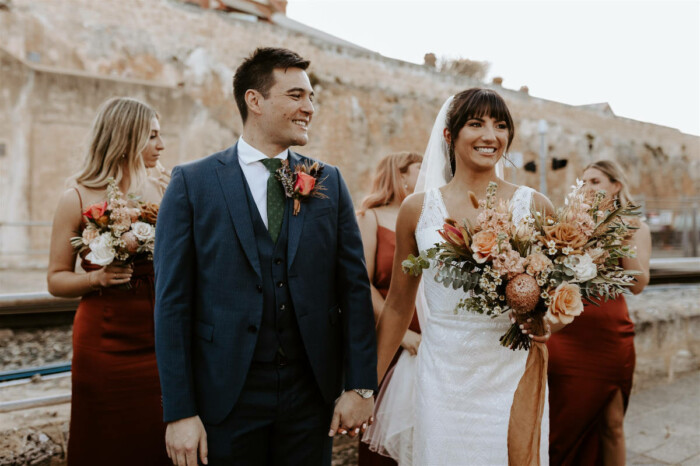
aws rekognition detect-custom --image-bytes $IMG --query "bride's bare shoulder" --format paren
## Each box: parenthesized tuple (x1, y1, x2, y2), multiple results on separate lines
(397, 192, 425, 229)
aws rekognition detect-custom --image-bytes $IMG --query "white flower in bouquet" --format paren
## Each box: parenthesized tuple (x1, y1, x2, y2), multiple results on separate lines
(85, 232, 116, 266)
(131, 221, 155, 242)
(81, 226, 99, 245)
(568, 253, 597, 282)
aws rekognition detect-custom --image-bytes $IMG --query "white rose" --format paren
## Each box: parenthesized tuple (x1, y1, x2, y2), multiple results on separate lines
(131, 222, 155, 242)
(85, 233, 116, 266)
(570, 253, 597, 282)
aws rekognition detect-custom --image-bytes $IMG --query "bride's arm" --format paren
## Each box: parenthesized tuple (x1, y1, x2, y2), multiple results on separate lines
(375, 194, 423, 382)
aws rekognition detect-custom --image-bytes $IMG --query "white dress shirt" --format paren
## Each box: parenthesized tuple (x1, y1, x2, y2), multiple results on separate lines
(237, 137, 289, 228)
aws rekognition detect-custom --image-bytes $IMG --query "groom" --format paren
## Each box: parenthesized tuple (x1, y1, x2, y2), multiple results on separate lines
(154, 47, 377, 465)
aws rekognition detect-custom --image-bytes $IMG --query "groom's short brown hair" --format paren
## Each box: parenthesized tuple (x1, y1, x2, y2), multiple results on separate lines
(233, 47, 310, 123)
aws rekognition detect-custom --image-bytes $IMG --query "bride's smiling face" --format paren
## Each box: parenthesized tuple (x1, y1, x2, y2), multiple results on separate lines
(445, 115, 509, 171)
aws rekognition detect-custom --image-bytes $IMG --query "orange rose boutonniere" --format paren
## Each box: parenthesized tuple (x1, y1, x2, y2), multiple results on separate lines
(276, 160, 328, 215)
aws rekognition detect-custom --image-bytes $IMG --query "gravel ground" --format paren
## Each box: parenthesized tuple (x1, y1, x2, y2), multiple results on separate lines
(0, 326, 72, 372)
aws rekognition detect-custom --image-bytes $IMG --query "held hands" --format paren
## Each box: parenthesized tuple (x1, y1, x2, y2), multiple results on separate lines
(328, 391, 374, 438)
(166, 415, 208, 466)
(93, 263, 133, 288)
(400, 329, 422, 356)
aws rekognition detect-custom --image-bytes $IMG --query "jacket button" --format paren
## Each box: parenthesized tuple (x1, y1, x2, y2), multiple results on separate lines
(274, 258, 282, 265)
(277, 282, 284, 288)
(279, 304, 286, 311)
(248, 325, 257, 333)
(256, 284, 263, 292)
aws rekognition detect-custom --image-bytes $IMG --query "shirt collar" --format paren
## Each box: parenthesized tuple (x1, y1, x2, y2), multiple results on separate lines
(238, 137, 289, 165)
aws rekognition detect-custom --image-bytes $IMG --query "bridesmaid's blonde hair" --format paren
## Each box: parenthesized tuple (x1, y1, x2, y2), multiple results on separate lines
(72, 97, 156, 192)
(584, 160, 634, 207)
(359, 152, 423, 215)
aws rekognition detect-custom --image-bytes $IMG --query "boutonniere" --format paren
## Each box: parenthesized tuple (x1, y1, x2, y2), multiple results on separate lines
(276, 160, 328, 215)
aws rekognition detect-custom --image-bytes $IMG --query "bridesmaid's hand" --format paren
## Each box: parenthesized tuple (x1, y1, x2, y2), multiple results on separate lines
(400, 329, 422, 356)
(94, 263, 133, 288)
(510, 313, 552, 343)
(521, 317, 551, 343)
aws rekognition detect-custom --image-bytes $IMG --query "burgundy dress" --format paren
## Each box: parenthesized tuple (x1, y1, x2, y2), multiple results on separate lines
(358, 225, 420, 466)
(68, 192, 168, 465)
(547, 295, 635, 465)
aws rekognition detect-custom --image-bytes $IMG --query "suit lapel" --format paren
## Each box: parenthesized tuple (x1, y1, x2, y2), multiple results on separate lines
(215, 144, 262, 279)
(286, 151, 306, 270)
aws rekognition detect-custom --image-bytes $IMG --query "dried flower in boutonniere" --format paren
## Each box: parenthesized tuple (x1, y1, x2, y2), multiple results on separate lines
(275, 160, 328, 215)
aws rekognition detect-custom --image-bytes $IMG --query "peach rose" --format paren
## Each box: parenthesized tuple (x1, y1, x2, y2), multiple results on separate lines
(541, 222, 587, 251)
(546, 282, 584, 324)
(121, 231, 139, 254)
(294, 172, 316, 196)
(128, 207, 141, 223)
(471, 230, 498, 263)
(81, 226, 99, 244)
(526, 252, 553, 276)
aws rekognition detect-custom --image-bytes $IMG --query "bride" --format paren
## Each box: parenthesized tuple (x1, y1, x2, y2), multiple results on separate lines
(367, 89, 556, 465)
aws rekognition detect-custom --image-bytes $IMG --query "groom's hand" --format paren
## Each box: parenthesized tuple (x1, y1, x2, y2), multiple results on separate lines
(328, 391, 374, 438)
(165, 415, 208, 466)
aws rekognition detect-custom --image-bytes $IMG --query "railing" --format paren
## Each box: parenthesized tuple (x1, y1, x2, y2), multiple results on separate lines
(640, 197, 700, 258)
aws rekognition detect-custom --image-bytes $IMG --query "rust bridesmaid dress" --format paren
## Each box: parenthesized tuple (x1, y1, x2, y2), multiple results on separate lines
(68, 191, 169, 466)
(358, 223, 420, 466)
(547, 295, 635, 465)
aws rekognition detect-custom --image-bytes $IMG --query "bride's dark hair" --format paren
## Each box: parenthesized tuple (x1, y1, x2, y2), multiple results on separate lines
(446, 88, 515, 175)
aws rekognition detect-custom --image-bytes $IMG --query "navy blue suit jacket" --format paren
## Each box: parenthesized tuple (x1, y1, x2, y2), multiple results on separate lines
(154, 144, 377, 423)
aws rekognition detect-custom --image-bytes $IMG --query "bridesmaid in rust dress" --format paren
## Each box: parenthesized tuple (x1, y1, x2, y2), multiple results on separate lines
(547, 160, 651, 466)
(47, 97, 170, 466)
(356, 152, 422, 466)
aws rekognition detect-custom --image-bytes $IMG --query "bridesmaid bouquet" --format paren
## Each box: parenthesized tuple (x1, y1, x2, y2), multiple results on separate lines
(70, 178, 159, 267)
(403, 181, 640, 350)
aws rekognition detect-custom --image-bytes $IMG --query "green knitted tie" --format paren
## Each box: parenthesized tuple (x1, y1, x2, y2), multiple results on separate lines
(260, 158, 284, 242)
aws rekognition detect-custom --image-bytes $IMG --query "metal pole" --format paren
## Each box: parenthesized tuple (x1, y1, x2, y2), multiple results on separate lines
(538, 120, 548, 196)
(691, 201, 698, 257)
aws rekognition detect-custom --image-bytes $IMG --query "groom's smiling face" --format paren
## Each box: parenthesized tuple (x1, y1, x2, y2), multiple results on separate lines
(259, 67, 315, 148)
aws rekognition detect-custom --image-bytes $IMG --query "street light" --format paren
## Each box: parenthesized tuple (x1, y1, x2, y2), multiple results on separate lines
(538, 119, 548, 196)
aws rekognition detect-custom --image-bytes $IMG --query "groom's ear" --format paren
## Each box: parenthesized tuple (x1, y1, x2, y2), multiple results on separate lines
(244, 89, 264, 118)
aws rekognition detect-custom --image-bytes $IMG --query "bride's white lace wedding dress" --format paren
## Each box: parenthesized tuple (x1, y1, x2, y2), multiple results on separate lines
(365, 185, 549, 466)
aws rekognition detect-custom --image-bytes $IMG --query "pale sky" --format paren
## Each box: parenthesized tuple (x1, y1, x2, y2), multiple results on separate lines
(286, 0, 700, 136)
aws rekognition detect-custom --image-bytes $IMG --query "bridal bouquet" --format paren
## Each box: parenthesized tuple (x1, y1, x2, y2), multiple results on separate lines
(70, 178, 159, 267)
(403, 181, 640, 350)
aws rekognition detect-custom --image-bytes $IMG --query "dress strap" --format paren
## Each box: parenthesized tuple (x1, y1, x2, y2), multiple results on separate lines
(73, 187, 84, 214)
(371, 207, 380, 225)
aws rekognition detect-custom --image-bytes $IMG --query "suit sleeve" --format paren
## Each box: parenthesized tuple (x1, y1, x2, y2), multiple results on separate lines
(154, 166, 198, 422)
(334, 167, 378, 391)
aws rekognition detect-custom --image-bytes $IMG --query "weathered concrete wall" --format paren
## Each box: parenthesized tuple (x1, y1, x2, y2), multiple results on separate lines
(0, 50, 231, 264)
(627, 287, 700, 390)
(0, 0, 698, 265)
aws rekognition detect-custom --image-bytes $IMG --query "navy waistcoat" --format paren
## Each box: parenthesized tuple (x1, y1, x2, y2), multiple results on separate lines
(243, 180, 305, 362)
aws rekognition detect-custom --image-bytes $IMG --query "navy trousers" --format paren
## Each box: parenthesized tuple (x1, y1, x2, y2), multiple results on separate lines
(203, 356, 335, 465)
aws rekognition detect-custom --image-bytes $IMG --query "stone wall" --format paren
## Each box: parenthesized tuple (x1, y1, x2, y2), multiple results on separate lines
(0, 0, 698, 265)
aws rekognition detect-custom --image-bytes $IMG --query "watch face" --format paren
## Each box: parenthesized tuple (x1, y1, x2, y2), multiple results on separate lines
(354, 389, 373, 398)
